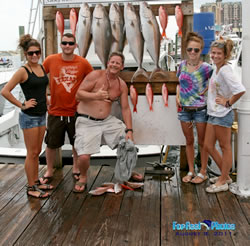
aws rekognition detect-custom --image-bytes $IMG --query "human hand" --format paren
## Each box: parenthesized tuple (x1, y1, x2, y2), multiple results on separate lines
(25, 98, 37, 109)
(125, 131, 134, 142)
(96, 84, 111, 102)
(215, 94, 226, 106)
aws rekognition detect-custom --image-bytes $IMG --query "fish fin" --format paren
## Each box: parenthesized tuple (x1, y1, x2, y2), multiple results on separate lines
(150, 68, 167, 81)
(131, 68, 149, 82)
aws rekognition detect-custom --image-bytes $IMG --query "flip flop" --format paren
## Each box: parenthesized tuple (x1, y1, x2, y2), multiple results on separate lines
(73, 181, 87, 193)
(35, 180, 53, 190)
(191, 173, 208, 184)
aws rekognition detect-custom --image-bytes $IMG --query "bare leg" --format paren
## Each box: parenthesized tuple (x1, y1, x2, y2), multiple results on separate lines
(72, 147, 80, 180)
(23, 126, 48, 197)
(74, 154, 90, 192)
(39, 147, 56, 184)
(180, 121, 195, 182)
(191, 122, 208, 183)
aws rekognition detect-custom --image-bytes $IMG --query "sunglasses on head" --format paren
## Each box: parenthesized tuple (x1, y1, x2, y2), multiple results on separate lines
(186, 47, 200, 53)
(61, 41, 75, 46)
(27, 50, 41, 56)
(211, 41, 225, 48)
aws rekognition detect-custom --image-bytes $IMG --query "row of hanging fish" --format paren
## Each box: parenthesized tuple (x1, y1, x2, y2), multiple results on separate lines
(55, 2, 184, 80)
(130, 83, 169, 113)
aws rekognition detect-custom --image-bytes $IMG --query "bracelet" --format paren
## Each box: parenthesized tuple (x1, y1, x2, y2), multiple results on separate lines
(225, 100, 231, 108)
(125, 128, 133, 133)
(21, 101, 26, 110)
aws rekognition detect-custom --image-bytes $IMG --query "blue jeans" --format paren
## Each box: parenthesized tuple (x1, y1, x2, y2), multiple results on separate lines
(207, 110, 234, 128)
(178, 108, 208, 123)
(19, 111, 46, 129)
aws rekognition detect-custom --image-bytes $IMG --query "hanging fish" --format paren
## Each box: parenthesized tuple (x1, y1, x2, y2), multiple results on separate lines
(124, 3, 148, 82)
(130, 84, 138, 113)
(159, 6, 168, 39)
(162, 83, 169, 107)
(77, 3, 92, 58)
(175, 6, 183, 37)
(92, 4, 112, 68)
(146, 83, 153, 111)
(70, 8, 78, 36)
(139, 2, 165, 81)
(56, 11, 64, 37)
(109, 3, 125, 53)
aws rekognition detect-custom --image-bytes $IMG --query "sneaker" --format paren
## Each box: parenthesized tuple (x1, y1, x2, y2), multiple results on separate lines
(206, 183, 229, 193)
(209, 176, 232, 184)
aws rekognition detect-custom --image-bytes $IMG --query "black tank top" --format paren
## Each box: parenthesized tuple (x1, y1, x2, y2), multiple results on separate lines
(20, 65, 49, 116)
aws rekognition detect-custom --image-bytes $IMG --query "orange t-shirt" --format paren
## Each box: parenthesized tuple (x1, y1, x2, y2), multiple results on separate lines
(43, 54, 93, 116)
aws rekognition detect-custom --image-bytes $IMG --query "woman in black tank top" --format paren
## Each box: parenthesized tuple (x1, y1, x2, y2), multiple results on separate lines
(1, 34, 53, 198)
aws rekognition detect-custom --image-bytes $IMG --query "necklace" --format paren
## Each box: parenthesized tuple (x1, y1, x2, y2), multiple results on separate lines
(187, 61, 200, 67)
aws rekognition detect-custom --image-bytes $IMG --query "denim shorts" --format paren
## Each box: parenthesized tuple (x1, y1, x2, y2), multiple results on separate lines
(207, 110, 234, 128)
(178, 108, 208, 123)
(19, 111, 46, 129)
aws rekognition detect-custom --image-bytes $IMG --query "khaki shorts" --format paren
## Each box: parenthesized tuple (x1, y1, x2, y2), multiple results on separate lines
(74, 115, 126, 155)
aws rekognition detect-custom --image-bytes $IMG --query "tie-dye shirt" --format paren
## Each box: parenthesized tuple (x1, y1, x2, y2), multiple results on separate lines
(177, 60, 213, 107)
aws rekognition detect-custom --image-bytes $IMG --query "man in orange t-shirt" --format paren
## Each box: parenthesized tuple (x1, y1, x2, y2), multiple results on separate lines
(40, 33, 93, 184)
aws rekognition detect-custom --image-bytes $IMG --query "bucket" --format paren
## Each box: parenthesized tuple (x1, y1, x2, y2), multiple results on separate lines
(193, 13, 215, 55)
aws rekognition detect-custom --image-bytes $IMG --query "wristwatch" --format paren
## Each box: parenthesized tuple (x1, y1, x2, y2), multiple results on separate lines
(21, 101, 26, 110)
(125, 128, 133, 133)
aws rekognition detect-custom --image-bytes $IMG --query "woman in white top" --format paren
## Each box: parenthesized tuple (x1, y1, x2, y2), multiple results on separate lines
(204, 39, 245, 193)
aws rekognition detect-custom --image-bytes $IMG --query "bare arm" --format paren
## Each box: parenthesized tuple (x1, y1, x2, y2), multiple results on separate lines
(120, 80, 133, 141)
(216, 91, 245, 107)
(1, 68, 37, 109)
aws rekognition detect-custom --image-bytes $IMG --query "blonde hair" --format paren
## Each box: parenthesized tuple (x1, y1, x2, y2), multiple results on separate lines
(185, 32, 204, 50)
(210, 39, 234, 62)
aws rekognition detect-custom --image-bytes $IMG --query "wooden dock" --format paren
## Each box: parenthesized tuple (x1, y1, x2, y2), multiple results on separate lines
(0, 163, 249, 245)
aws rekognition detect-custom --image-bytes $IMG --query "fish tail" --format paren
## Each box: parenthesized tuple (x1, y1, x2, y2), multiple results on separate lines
(150, 68, 167, 81)
(178, 29, 182, 37)
(165, 102, 168, 107)
(133, 106, 137, 113)
(162, 31, 166, 38)
(150, 105, 153, 111)
(132, 68, 149, 82)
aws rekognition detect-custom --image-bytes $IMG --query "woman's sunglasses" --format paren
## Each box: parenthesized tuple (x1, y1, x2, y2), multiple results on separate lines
(27, 50, 41, 56)
(186, 47, 200, 53)
(61, 41, 75, 46)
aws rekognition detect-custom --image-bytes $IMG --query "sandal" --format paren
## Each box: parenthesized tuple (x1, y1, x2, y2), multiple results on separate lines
(129, 171, 144, 182)
(191, 173, 208, 184)
(72, 173, 80, 181)
(206, 183, 229, 193)
(182, 171, 195, 183)
(35, 180, 53, 190)
(26, 185, 49, 198)
(73, 181, 87, 193)
(209, 176, 232, 184)
(39, 175, 53, 184)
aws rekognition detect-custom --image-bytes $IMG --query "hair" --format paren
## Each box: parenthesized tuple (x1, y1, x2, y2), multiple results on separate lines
(18, 34, 41, 52)
(108, 51, 125, 65)
(185, 32, 204, 50)
(210, 39, 234, 62)
(62, 33, 76, 43)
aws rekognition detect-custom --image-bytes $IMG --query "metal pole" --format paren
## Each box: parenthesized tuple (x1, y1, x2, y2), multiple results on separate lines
(229, 0, 250, 197)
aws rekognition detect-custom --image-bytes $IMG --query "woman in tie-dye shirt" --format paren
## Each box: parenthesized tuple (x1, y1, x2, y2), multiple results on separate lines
(176, 32, 213, 184)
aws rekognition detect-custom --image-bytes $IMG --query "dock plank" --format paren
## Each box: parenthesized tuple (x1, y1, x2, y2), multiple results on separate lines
(62, 165, 115, 245)
(161, 168, 185, 246)
(217, 191, 250, 245)
(0, 165, 71, 246)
